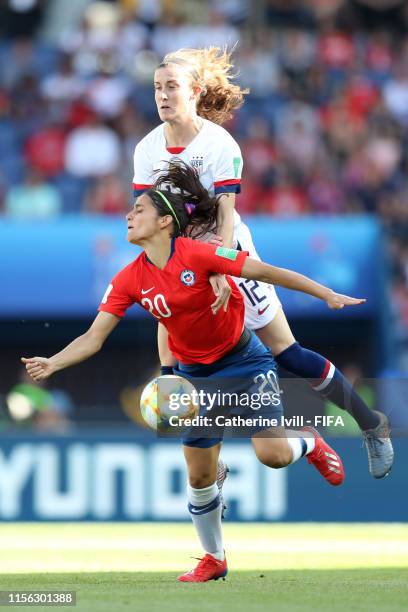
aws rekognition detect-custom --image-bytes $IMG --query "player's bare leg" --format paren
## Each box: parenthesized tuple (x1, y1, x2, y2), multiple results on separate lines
(183, 443, 220, 488)
(255, 307, 296, 357)
(251, 427, 292, 468)
(256, 308, 393, 479)
(251, 426, 345, 486)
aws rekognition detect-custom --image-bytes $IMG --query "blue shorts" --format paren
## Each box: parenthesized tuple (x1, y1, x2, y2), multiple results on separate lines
(174, 332, 284, 448)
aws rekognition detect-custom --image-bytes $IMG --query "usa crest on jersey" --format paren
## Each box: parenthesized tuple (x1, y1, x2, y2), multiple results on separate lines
(180, 269, 196, 286)
(191, 155, 204, 174)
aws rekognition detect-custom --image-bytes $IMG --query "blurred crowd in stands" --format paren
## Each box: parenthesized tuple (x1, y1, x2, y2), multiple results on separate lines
(0, 0, 408, 365)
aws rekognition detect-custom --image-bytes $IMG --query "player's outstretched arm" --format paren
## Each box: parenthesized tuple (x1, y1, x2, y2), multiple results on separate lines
(21, 312, 121, 382)
(240, 258, 366, 310)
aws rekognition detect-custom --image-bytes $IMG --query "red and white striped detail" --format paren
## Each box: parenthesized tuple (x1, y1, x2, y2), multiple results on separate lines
(133, 183, 152, 195)
(313, 360, 335, 392)
(324, 451, 342, 475)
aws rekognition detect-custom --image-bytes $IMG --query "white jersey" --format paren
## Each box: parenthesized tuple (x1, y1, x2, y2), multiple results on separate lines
(133, 119, 243, 233)
(133, 119, 280, 329)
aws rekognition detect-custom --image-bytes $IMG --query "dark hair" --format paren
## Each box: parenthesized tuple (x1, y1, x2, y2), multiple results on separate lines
(146, 160, 219, 239)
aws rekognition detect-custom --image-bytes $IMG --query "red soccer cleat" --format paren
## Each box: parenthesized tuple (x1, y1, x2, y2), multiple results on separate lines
(304, 427, 345, 486)
(177, 553, 228, 583)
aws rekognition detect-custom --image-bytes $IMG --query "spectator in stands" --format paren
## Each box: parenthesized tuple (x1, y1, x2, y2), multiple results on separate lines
(5, 169, 62, 219)
(317, 20, 356, 72)
(238, 34, 280, 101)
(24, 125, 66, 177)
(9, 74, 45, 134)
(64, 112, 121, 178)
(197, 10, 240, 48)
(279, 27, 316, 77)
(307, 162, 345, 215)
(85, 67, 131, 119)
(40, 53, 86, 104)
(279, 116, 321, 175)
(116, 10, 149, 68)
(320, 91, 368, 156)
(383, 64, 408, 126)
(240, 117, 277, 182)
(363, 127, 402, 185)
(261, 166, 309, 216)
(114, 102, 150, 164)
(59, 2, 120, 77)
(84, 174, 128, 216)
(235, 179, 264, 215)
(365, 30, 394, 82)
(277, 98, 321, 175)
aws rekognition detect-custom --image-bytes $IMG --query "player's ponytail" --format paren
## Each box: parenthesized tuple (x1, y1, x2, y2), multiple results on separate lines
(160, 47, 249, 125)
(147, 160, 219, 239)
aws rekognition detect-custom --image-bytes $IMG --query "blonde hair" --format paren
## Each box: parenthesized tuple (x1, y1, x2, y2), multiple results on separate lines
(160, 47, 249, 125)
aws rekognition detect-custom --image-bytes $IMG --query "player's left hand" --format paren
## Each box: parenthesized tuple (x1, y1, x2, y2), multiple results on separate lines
(209, 274, 231, 314)
(326, 291, 366, 309)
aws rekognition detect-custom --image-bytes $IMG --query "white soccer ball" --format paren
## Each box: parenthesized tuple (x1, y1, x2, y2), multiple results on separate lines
(140, 375, 198, 432)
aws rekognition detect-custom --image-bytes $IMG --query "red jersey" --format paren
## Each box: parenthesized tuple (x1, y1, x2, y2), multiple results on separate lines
(98, 237, 248, 364)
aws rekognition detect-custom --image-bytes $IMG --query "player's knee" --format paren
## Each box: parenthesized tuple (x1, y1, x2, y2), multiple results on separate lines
(188, 472, 214, 489)
(255, 446, 291, 469)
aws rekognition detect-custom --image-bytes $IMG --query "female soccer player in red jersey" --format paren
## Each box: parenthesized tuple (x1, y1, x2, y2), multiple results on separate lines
(133, 47, 393, 480)
(23, 162, 364, 582)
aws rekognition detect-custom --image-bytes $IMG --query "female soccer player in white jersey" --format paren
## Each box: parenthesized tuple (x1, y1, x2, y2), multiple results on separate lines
(132, 47, 393, 479)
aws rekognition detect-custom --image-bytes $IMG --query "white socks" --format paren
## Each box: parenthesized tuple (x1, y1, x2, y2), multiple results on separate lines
(187, 482, 224, 561)
(286, 430, 315, 463)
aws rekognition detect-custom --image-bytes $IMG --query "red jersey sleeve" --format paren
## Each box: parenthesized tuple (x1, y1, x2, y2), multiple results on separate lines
(183, 239, 248, 277)
(98, 265, 136, 318)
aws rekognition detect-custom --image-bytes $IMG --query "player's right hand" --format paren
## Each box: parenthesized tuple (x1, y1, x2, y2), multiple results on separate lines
(21, 357, 55, 382)
(325, 292, 366, 309)
(209, 274, 231, 314)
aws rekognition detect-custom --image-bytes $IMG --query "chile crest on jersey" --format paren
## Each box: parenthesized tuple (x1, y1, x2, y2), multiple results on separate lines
(180, 269, 196, 286)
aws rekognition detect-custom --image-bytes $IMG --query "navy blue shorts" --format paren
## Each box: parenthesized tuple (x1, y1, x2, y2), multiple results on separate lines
(174, 332, 284, 448)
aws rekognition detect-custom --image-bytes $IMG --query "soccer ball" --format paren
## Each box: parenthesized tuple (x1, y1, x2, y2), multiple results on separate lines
(140, 375, 198, 432)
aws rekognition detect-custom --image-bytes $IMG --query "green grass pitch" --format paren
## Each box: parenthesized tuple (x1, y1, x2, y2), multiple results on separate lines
(0, 523, 407, 611)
